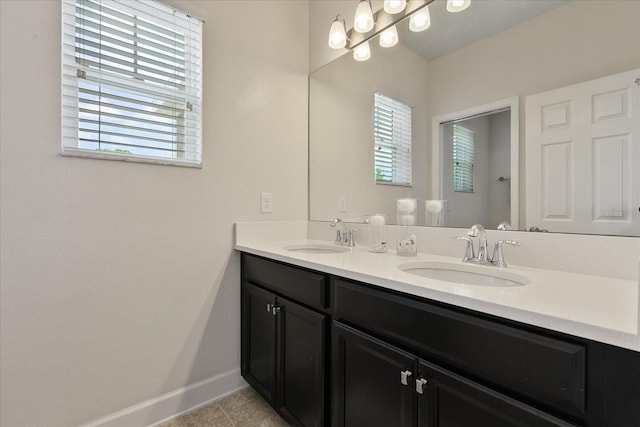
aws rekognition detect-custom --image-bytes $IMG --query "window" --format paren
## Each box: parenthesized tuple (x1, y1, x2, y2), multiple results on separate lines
(62, 0, 203, 167)
(374, 93, 412, 186)
(453, 123, 474, 192)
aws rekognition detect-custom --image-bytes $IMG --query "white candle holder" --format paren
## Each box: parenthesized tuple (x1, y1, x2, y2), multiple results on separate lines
(396, 198, 416, 226)
(365, 214, 388, 252)
(425, 199, 446, 226)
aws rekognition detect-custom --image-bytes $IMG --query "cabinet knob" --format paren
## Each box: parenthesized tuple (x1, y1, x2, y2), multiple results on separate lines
(416, 378, 428, 394)
(266, 303, 280, 315)
(400, 370, 412, 386)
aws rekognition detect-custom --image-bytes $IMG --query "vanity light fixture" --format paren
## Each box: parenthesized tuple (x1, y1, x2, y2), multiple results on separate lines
(409, 2, 431, 32)
(354, 0, 375, 33)
(384, 0, 407, 14)
(329, 0, 471, 60)
(447, 0, 471, 13)
(379, 25, 399, 48)
(353, 41, 372, 61)
(328, 15, 348, 49)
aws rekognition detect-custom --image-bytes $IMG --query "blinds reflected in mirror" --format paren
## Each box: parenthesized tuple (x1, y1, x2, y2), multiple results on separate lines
(374, 93, 412, 186)
(453, 123, 475, 192)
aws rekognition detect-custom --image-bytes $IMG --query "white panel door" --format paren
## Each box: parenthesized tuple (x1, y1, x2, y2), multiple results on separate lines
(525, 68, 640, 236)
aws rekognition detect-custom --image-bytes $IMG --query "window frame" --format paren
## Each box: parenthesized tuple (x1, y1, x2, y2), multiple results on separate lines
(61, 0, 203, 168)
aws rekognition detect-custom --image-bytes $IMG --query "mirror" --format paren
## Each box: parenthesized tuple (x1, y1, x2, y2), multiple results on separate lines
(309, 0, 640, 236)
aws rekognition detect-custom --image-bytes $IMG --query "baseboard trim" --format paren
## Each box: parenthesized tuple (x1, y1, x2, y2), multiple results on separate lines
(79, 369, 247, 427)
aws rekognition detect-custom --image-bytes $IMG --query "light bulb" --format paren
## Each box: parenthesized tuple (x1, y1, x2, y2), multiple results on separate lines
(353, 41, 371, 61)
(384, 0, 406, 14)
(379, 25, 398, 48)
(328, 16, 347, 49)
(354, 0, 374, 33)
(409, 6, 430, 32)
(446, 0, 470, 13)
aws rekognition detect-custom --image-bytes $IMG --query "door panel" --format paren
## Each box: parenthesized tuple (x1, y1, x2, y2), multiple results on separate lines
(332, 322, 416, 427)
(417, 360, 577, 427)
(525, 68, 639, 236)
(241, 283, 277, 403)
(278, 297, 326, 427)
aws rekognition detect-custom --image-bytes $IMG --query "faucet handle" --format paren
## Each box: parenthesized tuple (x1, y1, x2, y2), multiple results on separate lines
(454, 236, 476, 263)
(491, 240, 520, 267)
(345, 229, 358, 247)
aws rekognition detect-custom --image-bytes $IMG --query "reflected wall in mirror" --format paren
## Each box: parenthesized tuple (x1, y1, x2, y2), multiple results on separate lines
(309, 0, 640, 236)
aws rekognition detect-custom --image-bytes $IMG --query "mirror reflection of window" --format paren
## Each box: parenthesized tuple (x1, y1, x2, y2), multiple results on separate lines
(374, 93, 412, 186)
(453, 124, 475, 193)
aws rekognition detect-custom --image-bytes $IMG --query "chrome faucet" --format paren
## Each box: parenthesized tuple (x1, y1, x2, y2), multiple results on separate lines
(330, 218, 357, 247)
(455, 223, 520, 267)
(467, 224, 490, 264)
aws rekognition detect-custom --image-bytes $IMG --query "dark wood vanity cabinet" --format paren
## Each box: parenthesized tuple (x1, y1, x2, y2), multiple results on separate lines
(332, 322, 575, 427)
(241, 254, 640, 427)
(241, 254, 328, 427)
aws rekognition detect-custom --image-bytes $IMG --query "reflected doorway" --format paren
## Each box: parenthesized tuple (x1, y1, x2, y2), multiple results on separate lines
(432, 97, 519, 230)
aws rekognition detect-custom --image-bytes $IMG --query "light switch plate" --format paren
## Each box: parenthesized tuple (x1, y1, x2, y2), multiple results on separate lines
(261, 192, 273, 213)
(338, 195, 347, 213)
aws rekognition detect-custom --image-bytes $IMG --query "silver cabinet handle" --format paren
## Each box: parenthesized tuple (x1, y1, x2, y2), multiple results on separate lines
(400, 370, 412, 386)
(271, 305, 281, 316)
(266, 303, 272, 313)
(416, 378, 428, 394)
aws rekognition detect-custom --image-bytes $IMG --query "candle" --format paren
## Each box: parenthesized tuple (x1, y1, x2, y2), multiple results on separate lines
(397, 198, 416, 213)
(369, 214, 386, 226)
(426, 200, 443, 213)
(400, 214, 415, 226)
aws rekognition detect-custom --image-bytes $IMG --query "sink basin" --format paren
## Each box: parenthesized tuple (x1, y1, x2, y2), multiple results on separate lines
(283, 244, 351, 254)
(398, 261, 529, 287)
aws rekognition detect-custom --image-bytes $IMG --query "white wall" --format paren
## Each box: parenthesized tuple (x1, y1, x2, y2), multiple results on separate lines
(488, 111, 511, 228)
(0, 1, 309, 426)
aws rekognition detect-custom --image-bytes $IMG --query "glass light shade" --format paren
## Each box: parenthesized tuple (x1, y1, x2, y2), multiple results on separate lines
(353, 41, 371, 61)
(409, 6, 431, 32)
(328, 17, 347, 49)
(379, 25, 399, 48)
(446, 0, 471, 13)
(354, 0, 374, 33)
(384, 0, 407, 14)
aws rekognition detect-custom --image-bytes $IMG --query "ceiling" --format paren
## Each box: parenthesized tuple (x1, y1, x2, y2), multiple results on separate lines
(397, 0, 570, 60)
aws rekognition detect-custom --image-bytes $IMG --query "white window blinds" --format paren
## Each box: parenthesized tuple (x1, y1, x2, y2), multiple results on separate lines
(453, 123, 475, 192)
(374, 93, 412, 186)
(62, 0, 203, 167)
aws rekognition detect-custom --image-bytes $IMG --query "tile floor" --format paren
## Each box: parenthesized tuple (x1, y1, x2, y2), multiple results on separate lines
(160, 387, 289, 427)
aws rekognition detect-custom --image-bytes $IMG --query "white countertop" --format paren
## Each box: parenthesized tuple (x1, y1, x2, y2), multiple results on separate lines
(235, 238, 640, 352)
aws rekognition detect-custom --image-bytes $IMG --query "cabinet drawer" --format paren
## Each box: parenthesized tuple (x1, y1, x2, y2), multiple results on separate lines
(242, 254, 328, 310)
(333, 279, 586, 417)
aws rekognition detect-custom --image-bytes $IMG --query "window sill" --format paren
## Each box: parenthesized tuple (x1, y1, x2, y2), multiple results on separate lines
(61, 148, 202, 169)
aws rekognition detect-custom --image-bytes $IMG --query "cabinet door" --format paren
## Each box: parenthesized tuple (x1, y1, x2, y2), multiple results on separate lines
(332, 322, 416, 427)
(417, 360, 577, 427)
(277, 297, 326, 427)
(241, 282, 277, 404)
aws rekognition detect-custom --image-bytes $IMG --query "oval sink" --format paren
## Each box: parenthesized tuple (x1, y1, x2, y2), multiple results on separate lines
(283, 244, 351, 254)
(398, 261, 529, 287)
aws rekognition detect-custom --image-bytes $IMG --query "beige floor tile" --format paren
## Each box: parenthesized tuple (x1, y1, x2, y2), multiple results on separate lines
(161, 403, 232, 427)
(160, 387, 288, 427)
